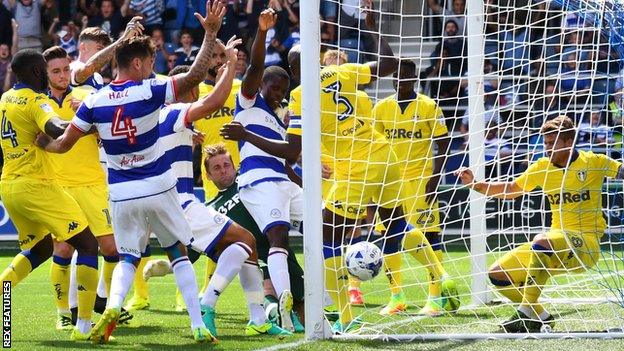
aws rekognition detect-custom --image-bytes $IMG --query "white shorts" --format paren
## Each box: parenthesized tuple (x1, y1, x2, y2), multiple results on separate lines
(111, 188, 194, 259)
(183, 199, 232, 257)
(239, 181, 303, 234)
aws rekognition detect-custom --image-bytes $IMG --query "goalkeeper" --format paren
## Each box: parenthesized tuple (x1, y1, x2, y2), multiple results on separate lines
(455, 115, 623, 333)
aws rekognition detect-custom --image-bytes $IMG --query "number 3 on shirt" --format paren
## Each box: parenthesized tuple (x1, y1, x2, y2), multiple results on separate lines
(1, 110, 18, 147)
(111, 107, 138, 145)
(323, 81, 354, 121)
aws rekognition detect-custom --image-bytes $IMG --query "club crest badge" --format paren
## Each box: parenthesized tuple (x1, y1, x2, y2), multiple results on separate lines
(576, 170, 587, 182)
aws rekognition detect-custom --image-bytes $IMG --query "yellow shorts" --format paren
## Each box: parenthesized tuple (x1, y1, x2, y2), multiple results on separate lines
(325, 146, 403, 220)
(0, 179, 88, 249)
(63, 184, 113, 237)
(493, 229, 601, 284)
(375, 176, 441, 233)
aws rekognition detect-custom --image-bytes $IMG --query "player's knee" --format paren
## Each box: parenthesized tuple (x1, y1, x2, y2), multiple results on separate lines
(488, 265, 512, 286)
(53, 241, 74, 259)
(97, 235, 118, 257)
(266, 225, 289, 249)
(164, 241, 188, 261)
(532, 234, 552, 252)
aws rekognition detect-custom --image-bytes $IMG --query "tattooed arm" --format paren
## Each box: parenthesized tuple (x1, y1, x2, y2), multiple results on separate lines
(172, 0, 226, 98)
(72, 16, 145, 85)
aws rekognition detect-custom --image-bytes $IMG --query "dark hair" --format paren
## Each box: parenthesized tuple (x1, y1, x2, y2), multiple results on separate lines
(43, 46, 69, 62)
(541, 115, 576, 141)
(115, 36, 155, 70)
(11, 49, 43, 80)
(263, 65, 290, 83)
(398, 59, 416, 73)
(168, 64, 190, 76)
(79, 27, 112, 46)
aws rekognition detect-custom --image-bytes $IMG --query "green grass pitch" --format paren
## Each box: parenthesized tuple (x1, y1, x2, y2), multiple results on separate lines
(4, 248, 624, 350)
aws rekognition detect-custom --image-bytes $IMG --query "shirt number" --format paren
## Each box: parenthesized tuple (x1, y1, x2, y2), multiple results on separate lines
(1, 110, 18, 147)
(111, 107, 138, 145)
(323, 81, 354, 121)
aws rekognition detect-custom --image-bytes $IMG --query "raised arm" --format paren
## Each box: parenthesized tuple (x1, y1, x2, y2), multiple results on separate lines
(220, 123, 301, 164)
(186, 36, 242, 122)
(362, 0, 398, 81)
(73, 16, 145, 85)
(240, 9, 276, 98)
(454, 167, 524, 200)
(172, 0, 226, 97)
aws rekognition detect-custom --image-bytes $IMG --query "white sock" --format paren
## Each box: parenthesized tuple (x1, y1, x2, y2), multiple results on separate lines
(76, 318, 91, 334)
(518, 305, 538, 319)
(107, 261, 136, 309)
(538, 310, 551, 321)
(96, 263, 107, 298)
(239, 262, 266, 325)
(69, 252, 78, 309)
(267, 247, 290, 298)
(172, 257, 204, 330)
(200, 243, 249, 307)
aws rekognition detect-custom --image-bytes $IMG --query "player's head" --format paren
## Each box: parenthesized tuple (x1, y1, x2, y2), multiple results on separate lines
(11, 49, 48, 91)
(394, 59, 416, 95)
(78, 27, 112, 62)
(43, 46, 71, 92)
(168, 65, 198, 102)
(322, 49, 348, 66)
(261, 66, 290, 110)
(207, 38, 226, 80)
(204, 143, 237, 190)
(287, 44, 301, 83)
(541, 115, 576, 164)
(115, 36, 156, 80)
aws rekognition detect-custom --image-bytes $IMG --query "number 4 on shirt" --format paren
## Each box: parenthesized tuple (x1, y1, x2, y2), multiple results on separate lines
(111, 107, 137, 145)
(1, 110, 18, 147)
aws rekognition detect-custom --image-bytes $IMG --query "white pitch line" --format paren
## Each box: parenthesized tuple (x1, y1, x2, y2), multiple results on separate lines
(256, 338, 309, 351)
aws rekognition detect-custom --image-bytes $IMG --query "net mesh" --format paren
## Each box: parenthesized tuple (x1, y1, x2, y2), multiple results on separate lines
(312, 0, 624, 337)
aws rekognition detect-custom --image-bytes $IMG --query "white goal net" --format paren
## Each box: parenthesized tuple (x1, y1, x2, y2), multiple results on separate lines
(299, 0, 624, 340)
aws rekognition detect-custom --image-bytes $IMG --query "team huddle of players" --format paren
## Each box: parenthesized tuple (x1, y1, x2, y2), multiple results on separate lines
(0, 0, 622, 344)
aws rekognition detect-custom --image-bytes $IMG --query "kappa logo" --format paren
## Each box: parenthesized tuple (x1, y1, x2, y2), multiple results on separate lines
(576, 170, 587, 182)
(67, 221, 79, 233)
(270, 209, 281, 218)
(77, 285, 87, 292)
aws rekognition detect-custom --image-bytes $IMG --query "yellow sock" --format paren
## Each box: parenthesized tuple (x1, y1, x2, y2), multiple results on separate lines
(102, 259, 117, 297)
(520, 249, 552, 316)
(200, 258, 217, 295)
(383, 252, 403, 295)
(132, 257, 149, 300)
(348, 276, 361, 290)
(434, 249, 444, 265)
(50, 259, 70, 312)
(494, 283, 524, 303)
(0, 253, 33, 286)
(75, 261, 98, 320)
(324, 256, 353, 325)
(403, 229, 447, 297)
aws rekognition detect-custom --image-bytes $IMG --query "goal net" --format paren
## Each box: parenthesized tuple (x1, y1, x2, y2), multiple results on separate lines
(300, 0, 624, 341)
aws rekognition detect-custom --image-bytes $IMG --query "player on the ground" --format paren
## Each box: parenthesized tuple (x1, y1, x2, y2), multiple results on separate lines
(455, 115, 620, 333)
(38, 0, 228, 343)
(144, 52, 292, 337)
(223, 8, 304, 333)
(221, 1, 459, 333)
(0, 49, 100, 341)
(371, 59, 452, 315)
(45, 17, 145, 331)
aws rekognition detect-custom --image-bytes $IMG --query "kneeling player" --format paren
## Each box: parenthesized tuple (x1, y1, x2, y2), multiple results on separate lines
(455, 115, 621, 333)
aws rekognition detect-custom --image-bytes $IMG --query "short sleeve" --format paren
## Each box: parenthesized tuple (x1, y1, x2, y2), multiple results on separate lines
(150, 77, 176, 105)
(341, 63, 372, 85)
(428, 102, 448, 138)
(72, 99, 94, 132)
(514, 160, 545, 192)
(160, 104, 192, 135)
(32, 98, 57, 132)
(596, 153, 622, 178)
(287, 89, 302, 136)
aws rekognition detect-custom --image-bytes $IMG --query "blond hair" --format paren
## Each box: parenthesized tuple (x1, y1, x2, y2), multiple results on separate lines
(541, 115, 576, 141)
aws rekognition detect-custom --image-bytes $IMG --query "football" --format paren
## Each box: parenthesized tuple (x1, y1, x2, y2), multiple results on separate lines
(345, 241, 384, 281)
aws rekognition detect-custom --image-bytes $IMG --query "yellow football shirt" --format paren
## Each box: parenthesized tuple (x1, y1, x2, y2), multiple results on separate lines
(514, 150, 621, 234)
(372, 93, 448, 179)
(287, 63, 385, 161)
(46, 88, 106, 187)
(0, 84, 58, 181)
(195, 79, 241, 199)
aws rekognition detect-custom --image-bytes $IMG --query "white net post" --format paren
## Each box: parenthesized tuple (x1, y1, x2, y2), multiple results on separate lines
(466, 0, 491, 306)
(300, 0, 326, 341)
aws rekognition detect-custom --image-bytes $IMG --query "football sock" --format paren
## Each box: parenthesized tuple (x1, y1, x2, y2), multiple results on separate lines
(172, 257, 204, 330)
(382, 252, 403, 295)
(75, 254, 98, 322)
(108, 260, 136, 309)
(0, 250, 42, 286)
(102, 255, 118, 297)
(50, 255, 71, 313)
(520, 243, 553, 317)
(267, 247, 290, 298)
(200, 257, 217, 295)
(132, 257, 149, 301)
(201, 243, 249, 307)
(403, 228, 447, 298)
(240, 262, 267, 325)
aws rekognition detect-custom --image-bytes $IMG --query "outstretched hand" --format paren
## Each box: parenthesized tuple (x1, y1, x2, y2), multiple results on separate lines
(220, 122, 248, 141)
(195, 0, 227, 34)
(223, 35, 243, 64)
(258, 8, 277, 31)
(120, 16, 145, 40)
